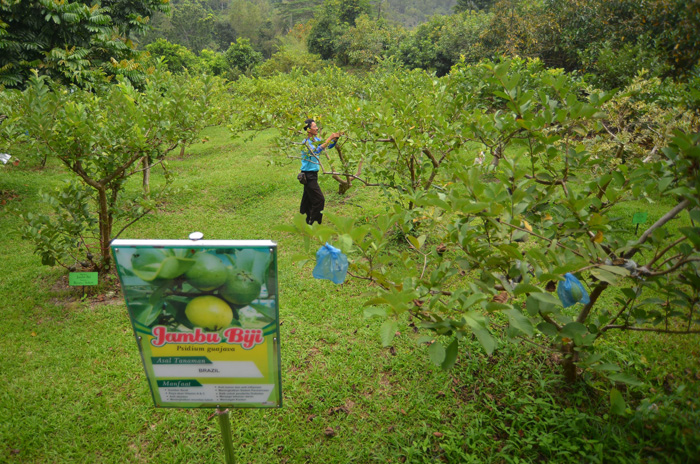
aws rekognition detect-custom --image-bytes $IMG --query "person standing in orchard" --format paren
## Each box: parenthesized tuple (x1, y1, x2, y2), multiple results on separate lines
(299, 118, 341, 225)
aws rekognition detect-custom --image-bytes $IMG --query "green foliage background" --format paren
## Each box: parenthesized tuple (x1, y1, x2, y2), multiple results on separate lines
(1, 127, 698, 463)
(1, 0, 699, 462)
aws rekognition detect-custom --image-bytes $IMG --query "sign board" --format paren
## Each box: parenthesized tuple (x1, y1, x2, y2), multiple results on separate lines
(632, 212, 648, 225)
(69, 272, 98, 286)
(111, 239, 281, 409)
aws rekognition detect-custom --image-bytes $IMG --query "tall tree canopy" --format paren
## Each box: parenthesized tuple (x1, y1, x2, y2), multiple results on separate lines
(0, 0, 170, 88)
(307, 0, 371, 60)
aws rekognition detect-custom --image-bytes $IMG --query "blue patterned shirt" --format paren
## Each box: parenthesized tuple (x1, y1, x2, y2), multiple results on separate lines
(301, 136, 336, 172)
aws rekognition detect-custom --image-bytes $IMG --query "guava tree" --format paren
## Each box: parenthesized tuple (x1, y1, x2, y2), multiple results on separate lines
(231, 66, 475, 202)
(139, 70, 225, 194)
(228, 67, 372, 194)
(2, 70, 222, 273)
(279, 59, 700, 396)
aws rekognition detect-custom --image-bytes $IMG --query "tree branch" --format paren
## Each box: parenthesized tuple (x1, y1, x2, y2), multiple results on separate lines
(101, 150, 147, 186)
(539, 312, 562, 331)
(128, 158, 167, 176)
(647, 237, 686, 268)
(644, 257, 700, 277)
(597, 296, 636, 337)
(346, 270, 375, 282)
(110, 208, 154, 243)
(602, 326, 700, 334)
(623, 198, 691, 259)
(500, 221, 585, 257)
(576, 282, 609, 324)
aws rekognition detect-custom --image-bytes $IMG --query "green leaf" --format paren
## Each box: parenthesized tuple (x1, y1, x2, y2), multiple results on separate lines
(608, 372, 643, 386)
(460, 202, 489, 214)
(473, 326, 495, 355)
(441, 339, 458, 370)
(679, 227, 700, 248)
(428, 341, 446, 366)
(552, 262, 586, 275)
(537, 322, 559, 337)
(514, 283, 543, 296)
(336, 234, 353, 253)
(610, 388, 626, 416)
(249, 303, 276, 321)
(129, 301, 161, 327)
(407, 234, 426, 250)
(561, 322, 587, 339)
(598, 265, 630, 276)
(592, 363, 621, 372)
(590, 268, 620, 285)
(463, 293, 487, 308)
(380, 320, 398, 347)
(498, 244, 523, 260)
(234, 249, 272, 284)
(504, 309, 534, 336)
(364, 307, 387, 319)
(689, 208, 700, 224)
(485, 302, 511, 312)
(527, 292, 561, 315)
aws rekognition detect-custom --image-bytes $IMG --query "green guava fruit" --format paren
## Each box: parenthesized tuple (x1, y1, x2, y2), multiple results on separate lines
(219, 269, 261, 306)
(185, 253, 228, 291)
(570, 284, 583, 302)
(185, 296, 233, 330)
(131, 249, 185, 281)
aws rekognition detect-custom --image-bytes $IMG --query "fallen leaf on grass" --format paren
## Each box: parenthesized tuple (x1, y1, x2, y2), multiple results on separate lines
(329, 406, 349, 415)
(433, 432, 443, 437)
(324, 427, 336, 437)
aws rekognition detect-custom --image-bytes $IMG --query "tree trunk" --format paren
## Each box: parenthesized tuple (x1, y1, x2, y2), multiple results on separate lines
(142, 156, 150, 195)
(491, 145, 502, 168)
(561, 342, 578, 383)
(180, 144, 186, 157)
(337, 180, 351, 194)
(96, 185, 112, 272)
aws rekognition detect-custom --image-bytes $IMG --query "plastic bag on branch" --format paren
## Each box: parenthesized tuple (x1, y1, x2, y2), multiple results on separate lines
(557, 273, 590, 308)
(313, 243, 348, 284)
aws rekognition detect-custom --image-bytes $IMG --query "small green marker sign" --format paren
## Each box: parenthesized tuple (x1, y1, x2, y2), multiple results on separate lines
(69, 272, 98, 286)
(632, 212, 648, 225)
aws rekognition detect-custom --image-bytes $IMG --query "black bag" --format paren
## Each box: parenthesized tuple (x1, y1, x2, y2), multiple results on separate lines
(297, 172, 307, 184)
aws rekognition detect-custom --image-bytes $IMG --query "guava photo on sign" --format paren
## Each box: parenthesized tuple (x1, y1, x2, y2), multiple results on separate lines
(111, 240, 282, 409)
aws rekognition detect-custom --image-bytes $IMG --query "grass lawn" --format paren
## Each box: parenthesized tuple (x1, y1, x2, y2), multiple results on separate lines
(1, 125, 698, 463)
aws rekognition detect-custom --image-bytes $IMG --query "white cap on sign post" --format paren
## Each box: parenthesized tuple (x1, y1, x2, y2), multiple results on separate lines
(189, 232, 204, 241)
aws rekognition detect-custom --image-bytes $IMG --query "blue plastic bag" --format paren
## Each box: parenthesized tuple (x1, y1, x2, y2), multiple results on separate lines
(312, 243, 348, 284)
(557, 273, 590, 308)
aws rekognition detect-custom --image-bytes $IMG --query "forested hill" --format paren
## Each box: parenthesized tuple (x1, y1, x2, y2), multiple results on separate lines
(380, 0, 457, 28)
(139, 0, 457, 53)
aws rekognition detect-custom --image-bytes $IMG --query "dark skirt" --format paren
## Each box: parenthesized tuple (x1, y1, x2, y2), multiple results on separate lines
(300, 170, 325, 225)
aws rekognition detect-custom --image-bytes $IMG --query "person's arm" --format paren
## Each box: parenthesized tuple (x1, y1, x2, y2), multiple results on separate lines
(321, 132, 341, 150)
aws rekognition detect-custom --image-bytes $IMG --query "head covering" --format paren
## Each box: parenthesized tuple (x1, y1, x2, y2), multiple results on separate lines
(304, 118, 314, 131)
